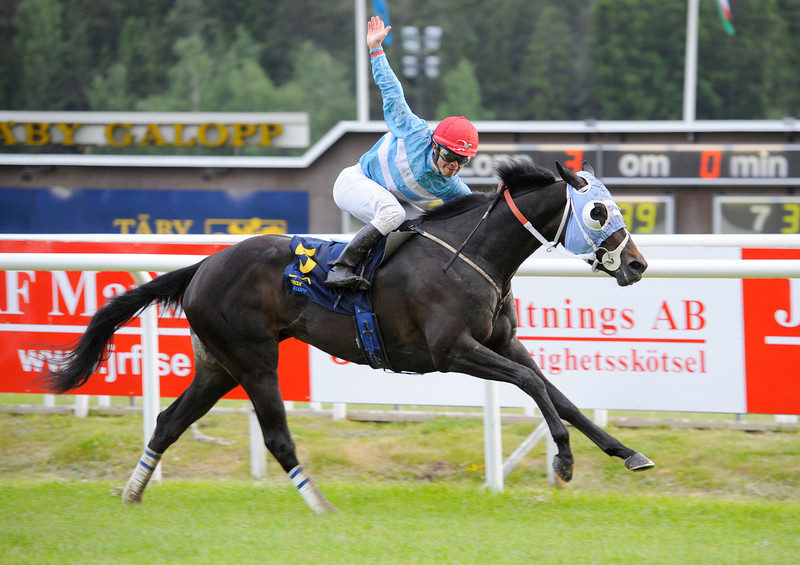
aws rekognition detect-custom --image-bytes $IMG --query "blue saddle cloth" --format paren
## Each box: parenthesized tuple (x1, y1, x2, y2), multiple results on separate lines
(283, 235, 386, 315)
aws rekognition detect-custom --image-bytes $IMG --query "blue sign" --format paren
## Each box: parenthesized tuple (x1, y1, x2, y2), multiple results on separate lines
(0, 188, 308, 234)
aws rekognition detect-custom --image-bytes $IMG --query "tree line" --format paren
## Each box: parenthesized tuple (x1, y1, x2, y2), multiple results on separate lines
(1, 0, 799, 155)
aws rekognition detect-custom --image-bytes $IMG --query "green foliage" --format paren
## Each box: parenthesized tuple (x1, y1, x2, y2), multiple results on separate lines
(281, 41, 355, 140)
(3, 0, 800, 141)
(590, 0, 687, 120)
(11, 0, 67, 110)
(86, 62, 136, 111)
(436, 59, 493, 120)
(522, 3, 585, 120)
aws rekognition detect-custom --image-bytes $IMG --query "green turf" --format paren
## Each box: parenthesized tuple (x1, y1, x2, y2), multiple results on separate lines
(1, 408, 799, 563)
(1, 481, 798, 565)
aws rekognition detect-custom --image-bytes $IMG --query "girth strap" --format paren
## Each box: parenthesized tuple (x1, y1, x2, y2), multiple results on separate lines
(409, 225, 502, 297)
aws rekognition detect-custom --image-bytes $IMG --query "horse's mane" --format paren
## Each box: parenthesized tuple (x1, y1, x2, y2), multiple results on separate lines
(418, 159, 557, 222)
(496, 159, 557, 192)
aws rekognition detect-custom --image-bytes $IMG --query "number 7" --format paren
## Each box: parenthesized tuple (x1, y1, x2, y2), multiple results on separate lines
(749, 205, 771, 232)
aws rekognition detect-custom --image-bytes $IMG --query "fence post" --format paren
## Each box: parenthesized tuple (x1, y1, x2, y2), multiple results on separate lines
(249, 405, 267, 479)
(74, 395, 89, 418)
(131, 271, 162, 485)
(483, 381, 504, 492)
(332, 403, 347, 421)
(593, 409, 608, 427)
(546, 431, 558, 487)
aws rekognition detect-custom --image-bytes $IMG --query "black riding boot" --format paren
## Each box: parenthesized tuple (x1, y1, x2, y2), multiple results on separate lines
(325, 224, 385, 291)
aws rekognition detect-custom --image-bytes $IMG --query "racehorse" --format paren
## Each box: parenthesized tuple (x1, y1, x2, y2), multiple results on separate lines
(38, 160, 654, 513)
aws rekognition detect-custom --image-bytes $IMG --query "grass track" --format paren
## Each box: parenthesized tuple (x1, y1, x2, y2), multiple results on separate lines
(2, 480, 799, 564)
(2, 408, 799, 563)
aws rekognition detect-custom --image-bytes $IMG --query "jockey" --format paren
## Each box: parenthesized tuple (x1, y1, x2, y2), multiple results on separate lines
(326, 15, 479, 291)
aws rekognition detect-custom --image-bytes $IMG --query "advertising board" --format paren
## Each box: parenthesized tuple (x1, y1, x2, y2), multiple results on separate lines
(311, 249, 746, 412)
(1, 240, 797, 414)
(311, 246, 797, 414)
(0, 188, 308, 235)
(742, 248, 800, 414)
(0, 239, 309, 401)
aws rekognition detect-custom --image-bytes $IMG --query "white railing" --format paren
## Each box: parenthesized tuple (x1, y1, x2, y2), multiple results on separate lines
(4, 252, 800, 279)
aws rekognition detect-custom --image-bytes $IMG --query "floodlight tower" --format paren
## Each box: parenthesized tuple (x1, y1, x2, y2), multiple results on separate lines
(400, 25, 442, 118)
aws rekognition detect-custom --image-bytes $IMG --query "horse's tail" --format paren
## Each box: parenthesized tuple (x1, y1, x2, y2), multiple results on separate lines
(34, 260, 206, 394)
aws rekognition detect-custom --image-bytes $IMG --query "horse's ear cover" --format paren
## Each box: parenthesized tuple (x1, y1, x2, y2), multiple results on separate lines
(555, 161, 588, 191)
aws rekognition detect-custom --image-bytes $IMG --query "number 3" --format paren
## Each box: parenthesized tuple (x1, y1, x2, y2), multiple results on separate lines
(782, 203, 800, 234)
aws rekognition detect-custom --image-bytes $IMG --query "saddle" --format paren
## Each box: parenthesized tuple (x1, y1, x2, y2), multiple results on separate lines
(283, 231, 414, 370)
(284, 231, 413, 313)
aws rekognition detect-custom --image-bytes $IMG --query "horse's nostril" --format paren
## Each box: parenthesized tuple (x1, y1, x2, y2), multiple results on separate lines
(630, 260, 647, 273)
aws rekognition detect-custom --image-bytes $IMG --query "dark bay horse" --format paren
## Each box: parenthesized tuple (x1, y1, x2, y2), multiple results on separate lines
(38, 160, 654, 513)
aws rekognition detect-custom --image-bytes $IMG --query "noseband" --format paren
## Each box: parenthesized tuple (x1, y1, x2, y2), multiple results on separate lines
(502, 180, 629, 272)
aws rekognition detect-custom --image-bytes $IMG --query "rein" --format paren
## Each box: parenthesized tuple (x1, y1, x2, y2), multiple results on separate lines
(443, 187, 506, 272)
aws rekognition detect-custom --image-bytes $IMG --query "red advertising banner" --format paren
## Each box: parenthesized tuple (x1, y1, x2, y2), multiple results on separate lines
(0, 239, 310, 401)
(743, 248, 800, 414)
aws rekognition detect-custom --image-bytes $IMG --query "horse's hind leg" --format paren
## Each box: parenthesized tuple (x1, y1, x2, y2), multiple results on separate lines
(206, 334, 336, 514)
(243, 370, 336, 514)
(122, 335, 238, 504)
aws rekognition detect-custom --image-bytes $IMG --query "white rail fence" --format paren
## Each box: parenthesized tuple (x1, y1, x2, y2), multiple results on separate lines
(2, 233, 799, 491)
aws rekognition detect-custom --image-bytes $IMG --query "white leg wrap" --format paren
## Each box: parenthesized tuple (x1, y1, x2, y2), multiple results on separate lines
(122, 448, 162, 504)
(288, 465, 336, 514)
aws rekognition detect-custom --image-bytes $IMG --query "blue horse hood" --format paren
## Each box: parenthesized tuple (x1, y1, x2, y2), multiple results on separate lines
(564, 171, 627, 255)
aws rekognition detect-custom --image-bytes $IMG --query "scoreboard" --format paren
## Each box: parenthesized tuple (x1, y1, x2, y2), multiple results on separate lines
(714, 196, 800, 234)
(616, 196, 674, 234)
(462, 143, 800, 185)
(460, 143, 800, 235)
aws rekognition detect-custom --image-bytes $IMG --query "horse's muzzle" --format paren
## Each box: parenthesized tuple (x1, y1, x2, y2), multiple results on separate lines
(616, 255, 647, 286)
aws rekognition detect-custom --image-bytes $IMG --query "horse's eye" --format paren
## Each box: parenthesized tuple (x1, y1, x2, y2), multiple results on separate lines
(582, 202, 608, 231)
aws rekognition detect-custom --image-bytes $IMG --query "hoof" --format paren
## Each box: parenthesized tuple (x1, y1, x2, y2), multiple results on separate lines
(625, 452, 655, 472)
(553, 455, 573, 482)
(317, 500, 338, 514)
(121, 490, 143, 504)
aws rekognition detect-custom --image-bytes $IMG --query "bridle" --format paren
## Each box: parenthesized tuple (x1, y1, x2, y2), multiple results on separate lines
(502, 177, 630, 272)
(425, 170, 630, 302)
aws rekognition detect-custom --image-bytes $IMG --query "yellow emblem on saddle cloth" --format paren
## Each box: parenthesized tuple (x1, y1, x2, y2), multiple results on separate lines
(293, 242, 318, 273)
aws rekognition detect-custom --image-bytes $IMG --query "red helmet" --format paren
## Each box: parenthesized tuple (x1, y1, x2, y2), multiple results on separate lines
(433, 116, 479, 158)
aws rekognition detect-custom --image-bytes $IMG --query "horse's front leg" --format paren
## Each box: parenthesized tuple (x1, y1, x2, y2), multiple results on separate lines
(440, 334, 575, 482)
(501, 338, 654, 473)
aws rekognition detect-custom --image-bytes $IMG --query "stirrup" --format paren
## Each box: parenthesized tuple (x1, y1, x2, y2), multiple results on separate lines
(325, 266, 371, 290)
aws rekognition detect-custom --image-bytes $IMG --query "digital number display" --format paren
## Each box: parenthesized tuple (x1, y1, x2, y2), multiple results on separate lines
(346, 196, 674, 235)
(714, 196, 800, 234)
(616, 196, 674, 234)
(463, 144, 800, 185)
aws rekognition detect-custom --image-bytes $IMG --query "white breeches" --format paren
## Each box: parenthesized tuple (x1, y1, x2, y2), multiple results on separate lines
(333, 164, 406, 235)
